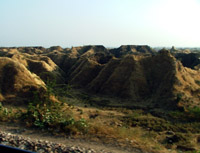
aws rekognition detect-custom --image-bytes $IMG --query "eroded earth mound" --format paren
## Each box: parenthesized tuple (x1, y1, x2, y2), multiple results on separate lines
(0, 46, 199, 110)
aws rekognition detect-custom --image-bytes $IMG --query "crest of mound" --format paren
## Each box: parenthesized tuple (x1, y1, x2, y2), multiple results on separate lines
(48, 46, 63, 52)
(0, 49, 66, 84)
(0, 48, 20, 57)
(45, 45, 112, 75)
(68, 45, 109, 58)
(0, 57, 45, 104)
(109, 45, 155, 58)
(43, 45, 111, 76)
(11, 47, 46, 55)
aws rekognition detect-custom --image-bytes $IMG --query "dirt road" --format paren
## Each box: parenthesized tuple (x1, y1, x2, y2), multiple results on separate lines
(0, 122, 144, 153)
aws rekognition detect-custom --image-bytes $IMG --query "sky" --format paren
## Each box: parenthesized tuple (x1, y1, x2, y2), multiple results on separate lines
(0, 0, 200, 48)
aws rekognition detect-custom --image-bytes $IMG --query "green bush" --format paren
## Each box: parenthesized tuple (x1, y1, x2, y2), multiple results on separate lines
(23, 102, 88, 134)
(195, 80, 200, 85)
(22, 80, 88, 135)
(170, 106, 200, 122)
(0, 102, 22, 122)
(44, 77, 72, 98)
(187, 106, 200, 121)
(176, 93, 183, 102)
(24, 102, 64, 128)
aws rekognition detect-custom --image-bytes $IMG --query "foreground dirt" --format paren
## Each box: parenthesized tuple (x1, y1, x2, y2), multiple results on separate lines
(0, 122, 144, 153)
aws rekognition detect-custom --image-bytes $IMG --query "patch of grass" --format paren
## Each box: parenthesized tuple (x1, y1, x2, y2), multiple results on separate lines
(87, 122, 163, 152)
(44, 78, 73, 99)
(170, 106, 200, 122)
(0, 102, 23, 122)
(122, 112, 175, 132)
(195, 80, 200, 85)
(176, 93, 183, 102)
(187, 106, 200, 121)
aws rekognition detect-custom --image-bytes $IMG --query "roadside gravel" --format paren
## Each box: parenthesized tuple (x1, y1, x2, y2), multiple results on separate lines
(0, 131, 111, 153)
(0, 123, 143, 153)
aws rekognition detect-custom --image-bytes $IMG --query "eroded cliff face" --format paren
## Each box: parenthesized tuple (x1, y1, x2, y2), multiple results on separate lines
(0, 46, 199, 109)
(0, 57, 45, 104)
(86, 49, 200, 109)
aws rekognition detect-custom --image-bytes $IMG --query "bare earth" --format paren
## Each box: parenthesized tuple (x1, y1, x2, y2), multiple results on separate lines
(0, 122, 144, 153)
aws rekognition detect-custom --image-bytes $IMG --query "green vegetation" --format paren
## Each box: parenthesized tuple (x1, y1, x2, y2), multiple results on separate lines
(195, 80, 200, 85)
(1, 80, 200, 152)
(0, 80, 88, 135)
(21, 80, 88, 135)
(44, 77, 72, 98)
(176, 93, 183, 102)
(23, 102, 88, 135)
(170, 106, 200, 122)
(0, 102, 22, 122)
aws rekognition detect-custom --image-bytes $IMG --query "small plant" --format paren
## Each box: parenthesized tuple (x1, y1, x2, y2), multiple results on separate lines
(22, 80, 88, 135)
(176, 93, 183, 102)
(187, 106, 200, 121)
(0, 102, 22, 122)
(170, 106, 200, 122)
(195, 80, 200, 85)
(0, 102, 2, 110)
(40, 72, 73, 98)
(23, 101, 88, 135)
(61, 118, 88, 134)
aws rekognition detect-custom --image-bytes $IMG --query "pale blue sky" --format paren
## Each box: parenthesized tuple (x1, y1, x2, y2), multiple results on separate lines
(0, 0, 200, 47)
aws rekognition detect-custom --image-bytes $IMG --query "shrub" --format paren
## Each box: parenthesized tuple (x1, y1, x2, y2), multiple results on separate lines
(195, 80, 200, 85)
(0, 102, 22, 122)
(170, 106, 200, 122)
(42, 75, 72, 98)
(176, 93, 183, 102)
(23, 102, 88, 135)
(187, 106, 200, 121)
(22, 80, 88, 135)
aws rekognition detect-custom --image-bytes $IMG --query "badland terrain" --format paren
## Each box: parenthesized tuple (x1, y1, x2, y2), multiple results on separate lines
(0, 45, 200, 152)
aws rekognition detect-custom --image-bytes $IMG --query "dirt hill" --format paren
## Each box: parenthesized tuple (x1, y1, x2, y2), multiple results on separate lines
(0, 46, 199, 110)
(109, 45, 155, 57)
(86, 49, 200, 109)
(0, 57, 45, 104)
